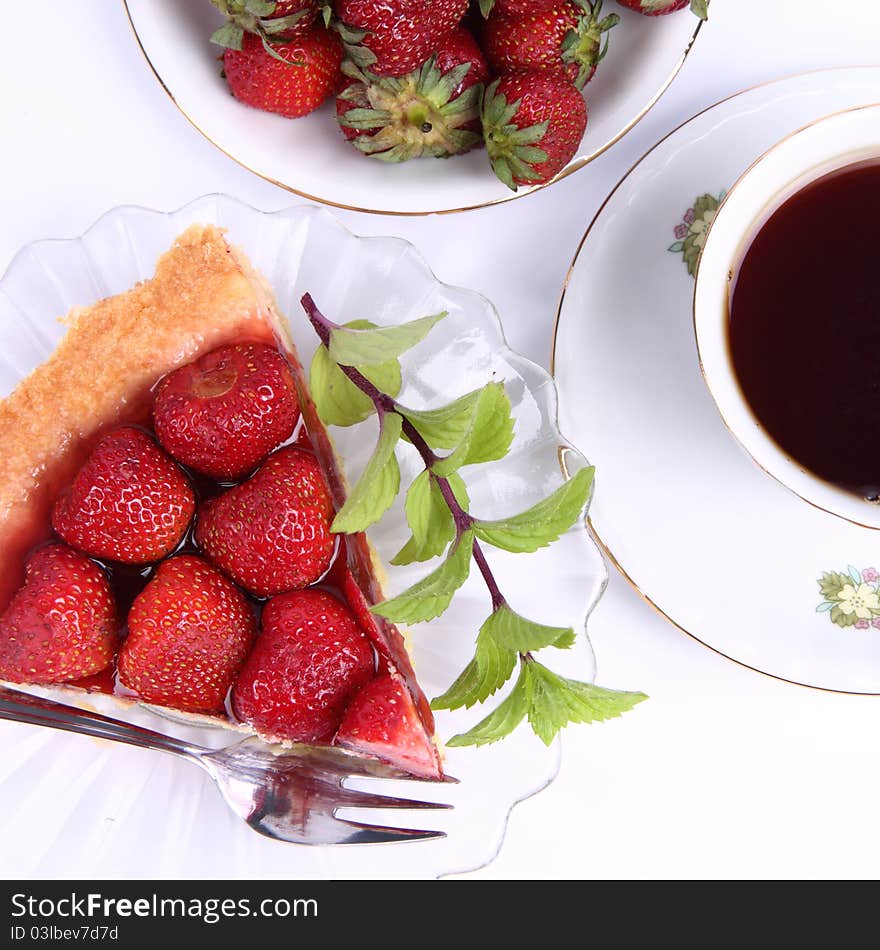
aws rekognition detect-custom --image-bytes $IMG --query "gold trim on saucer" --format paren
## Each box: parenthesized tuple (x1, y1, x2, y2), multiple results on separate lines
(552, 67, 880, 697)
(122, 0, 705, 217)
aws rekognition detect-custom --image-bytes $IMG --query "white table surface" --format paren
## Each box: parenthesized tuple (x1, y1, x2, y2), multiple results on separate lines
(3, 0, 880, 880)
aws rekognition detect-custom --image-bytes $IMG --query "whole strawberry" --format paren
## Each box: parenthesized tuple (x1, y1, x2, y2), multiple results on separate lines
(118, 555, 256, 715)
(335, 670, 440, 777)
(0, 544, 118, 684)
(52, 427, 195, 565)
(153, 342, 300, 481)
(223, 27, 343, 118)
(195, 446, 335, 598)
(335, 0, 469, 77)
(210, 0, 320, 50)
(232, 588, 375, 742)
(482, 0, 619, 89)
(617, 0, 706, 16)
(336, 27, 488, 159)
(482, 71, 587, 190)
(479, 0, 556, 15)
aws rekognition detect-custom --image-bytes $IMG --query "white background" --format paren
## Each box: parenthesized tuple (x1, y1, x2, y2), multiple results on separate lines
(3, 0, 880, 879)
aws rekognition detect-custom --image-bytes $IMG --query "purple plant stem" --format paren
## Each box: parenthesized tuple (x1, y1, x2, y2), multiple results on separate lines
(302, 292, 509, 615)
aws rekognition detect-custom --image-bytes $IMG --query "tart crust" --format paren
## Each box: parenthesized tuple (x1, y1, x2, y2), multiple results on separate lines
(0, 225, 441, 776)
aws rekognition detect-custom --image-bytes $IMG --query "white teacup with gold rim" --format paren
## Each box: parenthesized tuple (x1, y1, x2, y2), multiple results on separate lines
(694, 103, 880, 530)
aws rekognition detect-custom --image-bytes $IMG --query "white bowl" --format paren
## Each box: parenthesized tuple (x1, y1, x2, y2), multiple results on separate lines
(0, 195, 606, 878)
(694, 103, 880, 530)
(123, 0, 704, 214)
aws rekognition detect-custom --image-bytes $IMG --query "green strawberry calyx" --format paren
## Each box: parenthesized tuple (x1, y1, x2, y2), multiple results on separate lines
(209, 0, 324, 64)
(561, 0, 620, 89)
(338, 57, 483, 162)
(481, 78, 549, 192)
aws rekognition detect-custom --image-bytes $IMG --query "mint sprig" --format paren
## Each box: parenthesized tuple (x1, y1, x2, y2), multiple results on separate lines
(301, 293, 646, 748)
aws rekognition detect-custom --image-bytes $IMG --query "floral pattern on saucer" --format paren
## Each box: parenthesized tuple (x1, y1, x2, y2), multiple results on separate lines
(817, 566, 880, 629)
(668, 191, 726, 275)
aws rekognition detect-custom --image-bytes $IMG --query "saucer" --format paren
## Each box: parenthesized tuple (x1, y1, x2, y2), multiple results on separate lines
(554, 67, 880, 694)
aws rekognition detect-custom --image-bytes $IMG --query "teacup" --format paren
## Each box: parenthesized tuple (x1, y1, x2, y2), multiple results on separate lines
(693, 103, 880, 529)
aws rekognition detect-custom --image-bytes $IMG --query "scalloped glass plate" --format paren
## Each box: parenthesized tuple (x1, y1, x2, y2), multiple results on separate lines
(123, 0, 704, 215)
(0, 195, 605, 878)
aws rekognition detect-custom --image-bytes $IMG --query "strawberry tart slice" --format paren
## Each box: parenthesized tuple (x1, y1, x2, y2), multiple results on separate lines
(0, 225, 443, 779)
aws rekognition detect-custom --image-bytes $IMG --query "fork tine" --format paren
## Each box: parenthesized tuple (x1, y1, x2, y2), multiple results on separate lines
(332, 787, 453, 811)
(334, 819, 447, 844)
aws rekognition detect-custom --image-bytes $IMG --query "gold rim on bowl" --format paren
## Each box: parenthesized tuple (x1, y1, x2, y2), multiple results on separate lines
(122, 0, 705, 217)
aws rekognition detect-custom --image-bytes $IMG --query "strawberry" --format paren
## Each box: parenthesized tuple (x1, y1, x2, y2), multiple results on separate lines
(335, 670, 440, 778)
(482, 70, 587, 190)
(480, 0, 557, 15)
(118, 555, 256, 715)
(506, 0, 558, 11)
(335, 0, 469, 78)
(52, 427, 195, 565)
(153, 342, 300, 481)
(223, 27, 343, 119)
(336, 27, 488, 159)
(210, 0, 320, 47)
(195, 446, 336, 598)
(0, 544, 118, 685)
(232, 588, 375, 742)
(616, 0, 705, 16)
(482, 0, 619, 89)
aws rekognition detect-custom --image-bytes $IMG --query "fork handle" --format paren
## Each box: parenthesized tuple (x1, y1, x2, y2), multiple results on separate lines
(0, 685, 203, 761)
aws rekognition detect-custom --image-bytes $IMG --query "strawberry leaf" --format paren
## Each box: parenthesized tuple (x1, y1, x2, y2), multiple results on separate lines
(523, 661, 648, 746)
(473, 466, 594, 553)
(210, 21, 245, 50)
(432, 624, 517, 711)
(431, 383, 515, 476)
(331, 413, 401, 533)
(690, 0, 709, 19)
(371, 530, 474, 623)
(391, 471, 469, 565)
(329, 312, 446, 367)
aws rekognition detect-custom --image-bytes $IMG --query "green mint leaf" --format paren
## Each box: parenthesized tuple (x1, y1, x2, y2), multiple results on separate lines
(309, 320, 402, 427)
(328, 312, 447, 367)
(371, 529, 474, 623)
(483, 603, 574, 652)
(473, 466, 593, 553)
(391, 471, 469, 566)
(431, 383, 515, 477)
(690, 0, 709, 19)
(400, 389, 483, 450)
(446, 665, 529, 747)
(431, 622, 517, 711)
(331, 413, 401, 533)
(523, 660, 648, 746)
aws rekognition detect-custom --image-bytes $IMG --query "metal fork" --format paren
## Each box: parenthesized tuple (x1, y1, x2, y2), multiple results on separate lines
(0, 685, 453, 845)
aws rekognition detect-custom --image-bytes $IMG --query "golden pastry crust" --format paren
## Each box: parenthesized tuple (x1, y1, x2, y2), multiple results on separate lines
(0, 225, 280, 605)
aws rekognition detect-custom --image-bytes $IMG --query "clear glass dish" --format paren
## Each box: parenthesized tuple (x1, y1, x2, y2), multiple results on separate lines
(0, 195, 605, 878)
